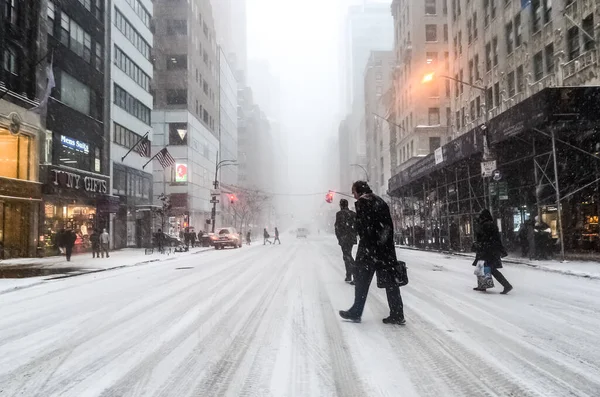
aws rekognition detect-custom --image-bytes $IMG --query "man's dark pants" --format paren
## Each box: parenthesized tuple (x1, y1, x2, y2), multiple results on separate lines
(349, 264, 404, 319)
(340, 243, 354, 280)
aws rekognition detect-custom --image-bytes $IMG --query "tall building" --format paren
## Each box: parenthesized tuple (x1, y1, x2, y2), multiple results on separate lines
(152, 0, 220, 235)
(339, 2, 393, 191)
(364, 50, 394, 195)
(0, 0, 44, 258)
(217, 47, 239, 188)
(110, 0, 154, 249)
(41, 0, 113, 256)
(342, 2, 394, 113)
(450, 0, 600, 140)
(211, 0, 248, 82)
(391, 0, 451, 173)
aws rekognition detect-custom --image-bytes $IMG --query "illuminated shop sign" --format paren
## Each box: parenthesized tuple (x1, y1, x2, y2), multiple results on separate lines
(175, 163, 188, 182)
(60, 135, 89, 154)
(51, 168, 108, 194)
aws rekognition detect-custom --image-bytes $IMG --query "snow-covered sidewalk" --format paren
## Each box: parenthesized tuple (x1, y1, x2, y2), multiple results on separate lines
(0, 247, 212, 294)
(397, 245, 600, 279)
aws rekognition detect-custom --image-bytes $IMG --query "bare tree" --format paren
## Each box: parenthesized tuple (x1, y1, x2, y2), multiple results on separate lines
(227, 187, 272, 234)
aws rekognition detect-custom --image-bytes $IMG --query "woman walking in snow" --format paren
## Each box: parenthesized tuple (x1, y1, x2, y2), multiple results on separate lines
(472, 209, 513, 294)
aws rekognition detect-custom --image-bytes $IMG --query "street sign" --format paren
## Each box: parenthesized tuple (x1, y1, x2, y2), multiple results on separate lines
(434, 147, 444, 165)
(492, 169, 502, 181)
(481, 160, 497, 178)
(210, 189, 221, 196)
(210, 198, 220, 204)
(489, 182, 508, 200)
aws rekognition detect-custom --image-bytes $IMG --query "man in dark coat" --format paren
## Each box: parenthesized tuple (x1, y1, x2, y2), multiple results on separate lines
(90, 229, 100, 258)
(473, 209, 513, 294)
(64, 229, 77, 262)
(334, 199, 357, 283)
(273, 227, 281, 244)
(339, 181, 405, 325)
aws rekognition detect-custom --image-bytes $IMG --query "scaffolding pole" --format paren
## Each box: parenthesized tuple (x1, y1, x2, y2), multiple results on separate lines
(455, 167, 463, 251)
(551, 129, 566, 261)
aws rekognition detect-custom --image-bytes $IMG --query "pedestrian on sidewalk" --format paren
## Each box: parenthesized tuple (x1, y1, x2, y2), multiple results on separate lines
(100, 228, 110, 258)
(472, 209, 513, 294)
(335, 198, 357, 284)
(263, 228, 272, 245)
(64, 229, 76, 262)
(90, 229, 100, 258)
(246, 230, 252, 245)
(339, 181, 406, 325)
(156, 229, 165, 253)
(190, 230, 197, 248)
(273, 227, 281, 244)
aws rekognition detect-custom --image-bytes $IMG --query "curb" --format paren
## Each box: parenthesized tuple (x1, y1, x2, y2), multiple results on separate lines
(395, 245, 600, 280)
(0, 248, 214, 294)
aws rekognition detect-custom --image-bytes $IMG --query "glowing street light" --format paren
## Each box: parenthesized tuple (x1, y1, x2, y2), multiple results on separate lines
(422, 72, 435, 84)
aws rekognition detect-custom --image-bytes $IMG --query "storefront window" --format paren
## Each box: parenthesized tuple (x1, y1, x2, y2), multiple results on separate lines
(0, 129, 34, 180)
(42, 203, 97, 253)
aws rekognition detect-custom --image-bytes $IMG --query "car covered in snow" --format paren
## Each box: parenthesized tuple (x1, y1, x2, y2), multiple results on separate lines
(296, 228, 308, 238)
(213, 227, 242, 249)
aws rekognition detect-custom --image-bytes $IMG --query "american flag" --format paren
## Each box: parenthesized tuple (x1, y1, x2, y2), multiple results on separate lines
(155, 147, 175, 169)
(135, 135, 150, 157)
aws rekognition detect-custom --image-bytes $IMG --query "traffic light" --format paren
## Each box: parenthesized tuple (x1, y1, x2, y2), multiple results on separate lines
(229, 194, 237, 204)
(325, 190, 334, 203)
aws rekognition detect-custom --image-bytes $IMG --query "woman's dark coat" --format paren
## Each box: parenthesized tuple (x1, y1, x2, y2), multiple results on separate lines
(473, 209, 505, 269)
(354, 193, 400, 288)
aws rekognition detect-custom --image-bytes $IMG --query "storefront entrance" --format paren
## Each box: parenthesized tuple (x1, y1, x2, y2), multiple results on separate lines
(0, 201, 32, 259)
(42, 202, 98, 255)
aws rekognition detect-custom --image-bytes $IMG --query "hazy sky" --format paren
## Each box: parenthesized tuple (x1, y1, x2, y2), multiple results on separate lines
(245, 0, 390, 224)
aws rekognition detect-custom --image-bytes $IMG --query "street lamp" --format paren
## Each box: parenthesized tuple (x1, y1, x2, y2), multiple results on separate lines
(351, 163, 369, 182)
(211, 156, 237, 233)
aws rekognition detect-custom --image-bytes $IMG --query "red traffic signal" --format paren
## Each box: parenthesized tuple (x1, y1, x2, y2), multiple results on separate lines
(229, 194, 237, 204)
(325, 190, 335, 203)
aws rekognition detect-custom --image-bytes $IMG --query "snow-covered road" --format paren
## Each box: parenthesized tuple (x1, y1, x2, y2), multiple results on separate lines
(1, 237, 599, 397)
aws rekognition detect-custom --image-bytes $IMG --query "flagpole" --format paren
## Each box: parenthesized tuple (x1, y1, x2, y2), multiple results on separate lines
(121, 131, 149, 162)
(143, 148, 162, 169)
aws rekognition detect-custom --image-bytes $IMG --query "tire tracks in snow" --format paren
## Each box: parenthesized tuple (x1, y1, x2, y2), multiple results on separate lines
(0, 247, 266, 397)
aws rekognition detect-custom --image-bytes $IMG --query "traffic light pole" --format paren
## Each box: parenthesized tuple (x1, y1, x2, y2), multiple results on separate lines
(211, 153, 237, 233)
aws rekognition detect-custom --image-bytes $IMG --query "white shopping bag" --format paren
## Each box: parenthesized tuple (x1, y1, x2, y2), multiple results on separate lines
(474, 260, 485, 277)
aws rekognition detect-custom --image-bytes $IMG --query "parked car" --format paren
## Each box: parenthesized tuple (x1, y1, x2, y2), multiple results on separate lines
(213, 227, 242, 249)
(296, 228, 308, 238)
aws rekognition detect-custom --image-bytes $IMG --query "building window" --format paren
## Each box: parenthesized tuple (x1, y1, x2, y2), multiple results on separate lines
(166, 54, 187, 70)
(168, 123, 188, 145)
(533, 51, 544, 81)
(114, 46, 150, 91)
(516, 65, 524, 92)
(508, 71, 515, 97)
(486, 87, 493, 110)
(494, 82, 500, 107)
(446, 107, 451, 126)
(425, 0, 436, 14)
(443, 0, 448, 15)
(470, 100, 475, 122)
(545, 43, 554, 73)
(2, 46, 18, 75)
(426, 52, 438, 66)
(531, 0, 550, 32)
(583, 14, 594, 52)
(444, 24, 448, 42)
(114, 9, 151, 59)
(95, 43, 103, 72)
(444, 51, 450, 71)
(473, 12, 478, 39)
(490, 0, 496, 19)
(459, 69, 464, 93)
(166, 89, 187, 105)
(492, 36, 498, 66)
(476, 96, 482, 117)
(0, 132, 32, 180)
(515, 13, 522, 47)
(123, 0, 151, 28)
(474, 54, 480, 80)
(78, 0, 91, 12)
(428, 108, 440, 125)
(456, 110, 461, 128)
(467, 18, 472, 44)
(5, 0, 18, 25)
(484, 0, 489, 26)
(114, 84, 151, 124)
(426, 25, 437, 42)
(445, 80, 451, 97)
(567, 26, 579, 61)
(506, 22, 514, 54)
(468, 59, 474, 84)
(203, 109, 209, 124)
(61, 71, 91, 115)
(167, 19, 187, 35)
(458, 30, 462, 54)
(113, 124, 150, 157)
(47, 1, 55, 34)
